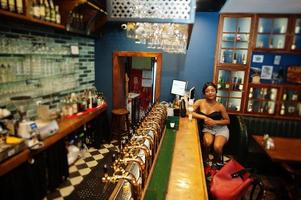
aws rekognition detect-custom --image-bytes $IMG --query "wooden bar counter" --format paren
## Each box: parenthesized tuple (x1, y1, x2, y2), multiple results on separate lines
(0, 103, 108, 176)
(166, 117, 208, 200)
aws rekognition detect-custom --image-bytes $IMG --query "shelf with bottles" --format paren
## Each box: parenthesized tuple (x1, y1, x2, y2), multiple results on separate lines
(279, 86, 301, 117)
(218, 16, 252, 65)
(246, 84, 279, 115)
(217, 96, 242, 112)
(255, 16, 289, 50)
(0, 0, 63, 29)
(58, 0, 107, 36)
(217, 69, 245, 91)
(215, 68, 246, 112)
(291, 17, 301, 51)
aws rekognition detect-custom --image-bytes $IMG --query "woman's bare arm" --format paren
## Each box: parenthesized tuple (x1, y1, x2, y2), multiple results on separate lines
(192, 100, 208, 120)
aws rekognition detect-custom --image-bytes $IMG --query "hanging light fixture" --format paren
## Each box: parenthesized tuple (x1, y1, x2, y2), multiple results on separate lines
(107, 0, 195, 54)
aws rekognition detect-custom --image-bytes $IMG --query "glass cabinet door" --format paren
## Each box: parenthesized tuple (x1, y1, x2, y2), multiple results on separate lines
(291, 18, 301, 50)
(280, 87, 301, 117)
(256, 17, 288, 49)
(220, 17, 251, 65)
(246, 84, 278, 115)
(216, 69, 245, 112)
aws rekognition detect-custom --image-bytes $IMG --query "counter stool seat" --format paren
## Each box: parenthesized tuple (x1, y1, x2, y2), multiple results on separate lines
(111, 108, 131, 144)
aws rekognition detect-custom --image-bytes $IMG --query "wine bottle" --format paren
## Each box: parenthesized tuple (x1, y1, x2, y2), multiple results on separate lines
(44, 0, 50, 21)
(39, 0, 46, 20)
(8, 0, 15, 12)
(33, 0, 40, 19)
(55, 5, 61, 24)
(16, 0, 23, 14)
(49, 0, 55, 22)
(232, 52, 237, 64)
(0, 0, 9, 10)
(242, 53, 246, 64)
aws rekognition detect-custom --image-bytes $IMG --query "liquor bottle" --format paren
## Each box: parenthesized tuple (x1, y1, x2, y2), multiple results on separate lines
(232, 52, 237, 64)
(236, 27, 241, 41)
(32, 0, 40, 19)
(269, 38, 274, 48)
(49, 0, 55, 22)
(55, 5, 61, 24)
(16, 0, 23, 14)
(242, 53, 247, 64)
(8, 0, 16, 12)
(39, 0, 45, 20)
(0, 0, 9, 10)
(291, 38, 296, 50)
(44, 0, 50, 21)
(220, 51, 225, 63)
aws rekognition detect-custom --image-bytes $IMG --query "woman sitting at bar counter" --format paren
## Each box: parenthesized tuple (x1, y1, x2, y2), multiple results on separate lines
(192, 82, 230, 167)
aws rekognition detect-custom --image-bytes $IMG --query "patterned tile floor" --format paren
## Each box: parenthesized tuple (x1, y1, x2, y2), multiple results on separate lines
(43, 143, 299, 200)
(44, 141, 118, 200)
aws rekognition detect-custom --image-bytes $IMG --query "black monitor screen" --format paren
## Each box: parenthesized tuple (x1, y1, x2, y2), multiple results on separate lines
(171, 80, 187, 96)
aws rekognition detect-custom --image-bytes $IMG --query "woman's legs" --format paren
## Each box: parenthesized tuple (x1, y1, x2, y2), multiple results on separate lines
(213, 135, 227, 163)
(203, 132, 214, 162)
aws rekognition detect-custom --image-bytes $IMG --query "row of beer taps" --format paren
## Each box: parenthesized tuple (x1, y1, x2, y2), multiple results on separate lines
(102, 103, 167, 200)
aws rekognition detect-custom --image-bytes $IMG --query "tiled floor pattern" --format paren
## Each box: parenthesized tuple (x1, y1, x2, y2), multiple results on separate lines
(44, 142, 118, 200)
(44, 143, 299, 200)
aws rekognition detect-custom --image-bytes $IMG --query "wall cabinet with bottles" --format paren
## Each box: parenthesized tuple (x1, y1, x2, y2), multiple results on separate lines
(218, 15, 253, 65)
(214, 14, 301, 120)
(216, 68, 246, 112)
(255, 16, 289, 50)
(279, 85, 301, 117)
(291, 17, 301, 51)
(246, 84, 279, 115)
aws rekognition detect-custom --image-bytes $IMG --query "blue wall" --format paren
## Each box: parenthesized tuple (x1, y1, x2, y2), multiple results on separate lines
(181, 12, 219, 99)
(95, 12, 219, 112)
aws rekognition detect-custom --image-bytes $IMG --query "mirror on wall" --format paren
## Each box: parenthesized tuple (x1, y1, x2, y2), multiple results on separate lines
(112, 51, 162, 124)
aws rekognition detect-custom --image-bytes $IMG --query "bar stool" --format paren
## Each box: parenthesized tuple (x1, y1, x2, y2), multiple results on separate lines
(111, 108, 131, 144)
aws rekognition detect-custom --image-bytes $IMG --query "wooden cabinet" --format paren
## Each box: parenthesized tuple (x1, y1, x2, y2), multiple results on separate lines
(279, 85, 301, 117)
(214, 14, 254, 114)
(214, 14, 301, 120)
(0, 0, 107, 35)
(217, 15, 254, 66)
(215, 67, 247, 112)
(254, 15, 289, 50)
(246, 83, 279, 115)
(0, 0, 64, 29)
(291, 17, 301, 51)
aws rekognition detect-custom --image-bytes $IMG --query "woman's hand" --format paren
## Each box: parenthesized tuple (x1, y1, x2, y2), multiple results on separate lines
(204, 117, 216, 126)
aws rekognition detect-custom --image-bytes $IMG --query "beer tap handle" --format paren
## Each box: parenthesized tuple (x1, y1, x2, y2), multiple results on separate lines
(112, 153, 116, 162)
(103, 164, 108, 177)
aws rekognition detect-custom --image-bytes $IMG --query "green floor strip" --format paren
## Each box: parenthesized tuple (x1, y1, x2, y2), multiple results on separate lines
(144, 128, 177, 200)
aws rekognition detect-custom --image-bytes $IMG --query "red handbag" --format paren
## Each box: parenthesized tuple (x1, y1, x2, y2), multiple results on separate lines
(210, 159, 254, 200)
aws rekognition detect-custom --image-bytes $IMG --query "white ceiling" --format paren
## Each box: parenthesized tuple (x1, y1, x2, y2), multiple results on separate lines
(220, 0, 301, 14)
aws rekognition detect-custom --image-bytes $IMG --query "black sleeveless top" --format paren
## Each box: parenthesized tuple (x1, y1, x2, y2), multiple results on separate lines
(199, 111, 223, 120)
